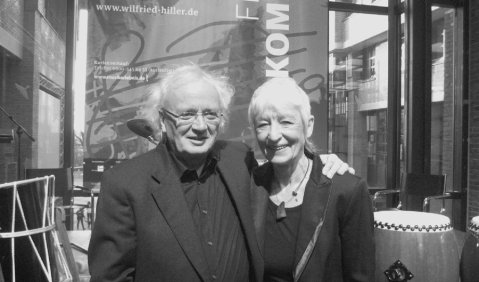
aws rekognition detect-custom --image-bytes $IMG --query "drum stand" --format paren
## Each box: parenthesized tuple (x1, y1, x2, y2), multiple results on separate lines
(0, 176, 72, 282)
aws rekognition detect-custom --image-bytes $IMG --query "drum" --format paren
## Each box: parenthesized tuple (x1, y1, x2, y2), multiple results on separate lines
(374, 211, 460, 282)
(460, 216, 479, 282)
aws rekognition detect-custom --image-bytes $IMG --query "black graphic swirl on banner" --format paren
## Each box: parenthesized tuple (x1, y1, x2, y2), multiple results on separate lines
(85, 30, 145, 158)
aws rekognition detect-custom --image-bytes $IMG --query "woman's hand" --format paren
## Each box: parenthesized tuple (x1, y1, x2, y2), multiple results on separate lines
(319, 154, 355, 179)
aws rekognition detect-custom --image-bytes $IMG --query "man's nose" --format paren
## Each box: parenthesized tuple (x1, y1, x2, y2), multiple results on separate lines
(191, 114, 208, 131)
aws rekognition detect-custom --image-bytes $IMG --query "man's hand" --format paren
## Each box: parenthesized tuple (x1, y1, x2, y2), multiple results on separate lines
(319, 154, 355, 179)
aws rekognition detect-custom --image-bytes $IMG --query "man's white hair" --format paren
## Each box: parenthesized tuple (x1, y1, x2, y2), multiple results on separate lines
(141, 64, 235, 141)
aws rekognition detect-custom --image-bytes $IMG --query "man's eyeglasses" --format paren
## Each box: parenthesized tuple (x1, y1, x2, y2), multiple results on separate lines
(161, 108, 223, 126)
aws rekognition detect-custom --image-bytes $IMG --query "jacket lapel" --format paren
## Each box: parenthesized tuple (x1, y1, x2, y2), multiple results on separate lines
(293, 157, 332, 281)
(149, 146, 210, 282)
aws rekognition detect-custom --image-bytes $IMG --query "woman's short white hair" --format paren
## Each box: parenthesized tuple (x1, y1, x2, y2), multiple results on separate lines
(248, 77, 317, 154)
(140, 64, 235, 141)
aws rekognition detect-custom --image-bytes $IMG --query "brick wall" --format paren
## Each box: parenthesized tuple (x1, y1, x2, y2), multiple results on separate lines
(468, 0, 479, 220)
(0, 0, 23, 40)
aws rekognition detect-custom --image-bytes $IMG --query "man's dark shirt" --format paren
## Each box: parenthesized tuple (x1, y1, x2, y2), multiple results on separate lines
(168, 147, 251, 281)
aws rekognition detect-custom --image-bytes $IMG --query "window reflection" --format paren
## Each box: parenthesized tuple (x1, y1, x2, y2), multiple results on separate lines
(37, 90, 61, 167)
(328, 11, 388, 189)
(430, 6, 456, 189)
(329, 0, 388, 7)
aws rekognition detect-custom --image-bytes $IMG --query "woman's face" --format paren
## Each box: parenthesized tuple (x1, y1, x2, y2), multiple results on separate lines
(253, 100, 313, 166)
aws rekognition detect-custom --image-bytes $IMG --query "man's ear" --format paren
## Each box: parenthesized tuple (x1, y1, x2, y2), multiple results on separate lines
(306, 115, 314, 138)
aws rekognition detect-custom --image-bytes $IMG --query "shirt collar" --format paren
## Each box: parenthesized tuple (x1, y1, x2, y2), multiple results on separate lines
(165, 140, 221, 182)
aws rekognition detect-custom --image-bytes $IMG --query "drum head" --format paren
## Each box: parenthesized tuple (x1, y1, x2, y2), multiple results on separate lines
(374, 210, 452, 232)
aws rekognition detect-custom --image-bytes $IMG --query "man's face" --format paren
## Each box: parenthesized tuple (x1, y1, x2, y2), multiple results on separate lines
(162, 80, 222, 167)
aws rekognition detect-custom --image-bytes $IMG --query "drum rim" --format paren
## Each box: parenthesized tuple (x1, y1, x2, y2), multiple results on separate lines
(373, 210, 452, 232)
(374, 221, 452, 232)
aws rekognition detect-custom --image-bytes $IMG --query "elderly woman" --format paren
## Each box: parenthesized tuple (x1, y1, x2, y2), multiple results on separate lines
(249, 77, 375, 282)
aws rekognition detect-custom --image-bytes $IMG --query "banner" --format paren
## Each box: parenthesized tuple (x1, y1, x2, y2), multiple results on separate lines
(83, 0, 328, 187)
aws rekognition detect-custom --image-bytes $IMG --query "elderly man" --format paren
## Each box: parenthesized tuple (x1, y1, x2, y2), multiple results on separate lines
(88, 64, 351, 282)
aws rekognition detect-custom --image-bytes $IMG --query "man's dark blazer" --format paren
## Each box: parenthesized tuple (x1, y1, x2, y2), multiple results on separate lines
(251, 154, 375, 282)
(88, 141, 263, 282)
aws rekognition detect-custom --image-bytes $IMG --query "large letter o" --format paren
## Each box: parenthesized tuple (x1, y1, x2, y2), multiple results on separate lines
(265, 33, 289, 56)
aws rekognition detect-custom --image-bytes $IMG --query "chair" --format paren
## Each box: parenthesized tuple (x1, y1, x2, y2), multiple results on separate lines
(373, 173, 462, 212)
